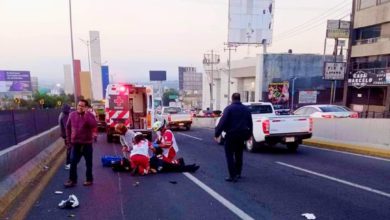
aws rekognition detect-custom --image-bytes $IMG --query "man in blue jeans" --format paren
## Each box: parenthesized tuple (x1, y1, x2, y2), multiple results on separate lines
(64, 99, 97, 187)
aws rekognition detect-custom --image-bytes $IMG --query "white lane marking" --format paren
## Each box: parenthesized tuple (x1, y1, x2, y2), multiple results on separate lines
(176, 133, 203, 141)
(302, 145, 390, 162)
(276, 161, 390, 199)
(113, 142, 126, 220)
(183, 173, 254, 220)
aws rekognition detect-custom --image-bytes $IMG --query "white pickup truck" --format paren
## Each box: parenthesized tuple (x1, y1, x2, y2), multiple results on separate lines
(216, 102, 312, 152)
(156, 107, 193, 130)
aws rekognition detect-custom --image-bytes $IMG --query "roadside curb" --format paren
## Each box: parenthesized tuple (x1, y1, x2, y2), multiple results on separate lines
(0, 139, 65, 219)
(303, 139, 390, 159)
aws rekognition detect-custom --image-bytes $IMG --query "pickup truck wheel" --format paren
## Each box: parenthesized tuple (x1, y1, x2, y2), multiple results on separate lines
(287, 142, 299, 152)
(107, 134, 113, 143)
(246, 137, 257, 152)
(185, 125, 191, 131)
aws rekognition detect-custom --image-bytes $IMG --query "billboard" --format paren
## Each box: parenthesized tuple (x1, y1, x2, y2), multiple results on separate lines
(323, 62, 346, 80)
(326, 20, 350, 38)
(228, 0, 274, 45)
(0, 70, 32, 92)
(149, 71, 167, 81)
(348, 69, 390, 88)
(267, 82, 289, 109)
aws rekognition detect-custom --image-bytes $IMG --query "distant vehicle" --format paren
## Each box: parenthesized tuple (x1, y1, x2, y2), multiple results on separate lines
(293, 105, 359, 118)
(105, 83, 154, 143)
(156, 106, 192, 130)
(91, 101, 106, 131)
(215, 102, 312, 152)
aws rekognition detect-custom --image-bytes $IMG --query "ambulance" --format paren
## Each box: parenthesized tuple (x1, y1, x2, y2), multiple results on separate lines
(105, 83, 154, 142)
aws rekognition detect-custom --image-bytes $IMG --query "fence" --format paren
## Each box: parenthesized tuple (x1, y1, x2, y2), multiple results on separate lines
(358, 111, 390, 119)
(0, 109, 60, 151)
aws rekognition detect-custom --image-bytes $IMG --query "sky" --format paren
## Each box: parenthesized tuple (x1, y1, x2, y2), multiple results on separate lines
(0, 0, 352, 86)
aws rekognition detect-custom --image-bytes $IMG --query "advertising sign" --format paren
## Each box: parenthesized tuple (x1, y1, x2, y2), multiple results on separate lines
(228, 0, 274, 45)
(0, 70, 32, 92)
(324, 62, 346, 80)
(149, 71, 167, 81)
(267, 82, 289, 109)
(299, 91, 318, 104)
(348, 69, 390, 88)
(326, 20, 350, 38)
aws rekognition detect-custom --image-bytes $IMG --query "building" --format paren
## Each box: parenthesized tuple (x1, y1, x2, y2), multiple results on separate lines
(345, 0, 390, 114)
(203, 53, 337, 111)
(63, 64, 73, 95)
(178, 67, 202, 109)
(73, 60, 82, 98)
(101, 65, 110, 98)
(90, 31, 103, 100)
(31, 76, 38, 93)
(80, 71, 93, 100)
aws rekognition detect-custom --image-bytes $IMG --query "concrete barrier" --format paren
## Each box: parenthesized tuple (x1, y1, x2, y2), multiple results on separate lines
(311, 118, 390, 150)
(0, 126, 63, 216)
(192, 117, 217, 129)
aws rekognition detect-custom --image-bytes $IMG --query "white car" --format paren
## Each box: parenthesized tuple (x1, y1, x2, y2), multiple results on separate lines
(215, 102, 312, 152)
(293, 105, 358, 118)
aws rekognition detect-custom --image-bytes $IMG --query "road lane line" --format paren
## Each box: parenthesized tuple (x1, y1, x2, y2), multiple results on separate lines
(176, 133, 203, 141)
(302, 145, 390, 162)
(183, 173, 254, 220)
(276, 161, 390, 199)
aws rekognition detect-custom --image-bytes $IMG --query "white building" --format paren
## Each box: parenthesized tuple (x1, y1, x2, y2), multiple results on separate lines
(90, 31, 103, 100)
(63, 64, 73, 95)
(203, 53, 335, 111)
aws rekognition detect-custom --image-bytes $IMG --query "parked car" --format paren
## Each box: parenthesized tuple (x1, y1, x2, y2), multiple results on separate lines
(293, 105, 359, 118)
(215, 102, 313, 152)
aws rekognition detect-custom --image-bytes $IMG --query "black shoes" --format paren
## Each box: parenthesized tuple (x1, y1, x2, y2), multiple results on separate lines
(225, 176, 238, 182)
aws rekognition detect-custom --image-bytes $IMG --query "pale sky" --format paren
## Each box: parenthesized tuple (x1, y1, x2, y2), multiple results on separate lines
(0, 0, 352, 86)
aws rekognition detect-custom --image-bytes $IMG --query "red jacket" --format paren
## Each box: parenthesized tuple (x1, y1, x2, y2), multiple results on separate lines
(66, 111, 97, 144)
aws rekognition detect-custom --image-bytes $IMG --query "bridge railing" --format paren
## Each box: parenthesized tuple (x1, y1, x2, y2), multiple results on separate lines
(0, 109, 60, 151)
(358, 111, 390, 119)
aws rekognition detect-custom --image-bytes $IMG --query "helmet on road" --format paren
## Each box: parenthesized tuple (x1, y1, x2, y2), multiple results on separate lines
(152, 121, 164, 132)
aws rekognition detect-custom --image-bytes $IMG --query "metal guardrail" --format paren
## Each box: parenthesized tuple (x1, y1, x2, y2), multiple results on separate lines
(0, 109, 60, 151)
(358, 111, 390, 119)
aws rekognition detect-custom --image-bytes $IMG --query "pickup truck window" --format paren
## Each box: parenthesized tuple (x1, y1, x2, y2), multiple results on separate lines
(163, 107, 182, 114)
(247, 105, 273, 114)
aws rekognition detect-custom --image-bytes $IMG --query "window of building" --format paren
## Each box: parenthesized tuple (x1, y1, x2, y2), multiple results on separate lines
(351, 55, 390, 70)
(359, 0, 377, 10)
(354, 25, 381, 44)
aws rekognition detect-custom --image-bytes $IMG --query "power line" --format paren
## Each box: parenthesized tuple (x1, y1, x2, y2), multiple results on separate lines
(274, 1, 351, 38)
(273, 11, 351, 43)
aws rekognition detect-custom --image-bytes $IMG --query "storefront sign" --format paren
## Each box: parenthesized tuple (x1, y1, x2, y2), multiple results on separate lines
(326, 20, 350, 39)
(348, 69, 390, 88)
(299, 91, 317, 104)
(324, 62, 346, 80)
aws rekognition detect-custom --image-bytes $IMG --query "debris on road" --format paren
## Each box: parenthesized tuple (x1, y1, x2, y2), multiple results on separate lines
(58, 194, 80, 209)
(301, 213, 316, 219)
(68, 214, 75, 218)
(169, 181, 177, 184)
(54, 191, 64, 194)
(133, 181, 140, 187)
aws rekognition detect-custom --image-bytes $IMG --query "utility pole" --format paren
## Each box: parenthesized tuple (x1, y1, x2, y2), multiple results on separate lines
(224, 43, 237, 105)
(203, 50, 220, 111)
(68, 0, 77, 104)
(331, 38, 339, 104)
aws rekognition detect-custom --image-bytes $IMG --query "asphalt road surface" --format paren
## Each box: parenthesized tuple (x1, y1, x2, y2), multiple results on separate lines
(25, 127, 390, 220)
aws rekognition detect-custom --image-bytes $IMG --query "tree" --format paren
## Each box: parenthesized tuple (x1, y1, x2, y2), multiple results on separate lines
(162, 88, 179, 106)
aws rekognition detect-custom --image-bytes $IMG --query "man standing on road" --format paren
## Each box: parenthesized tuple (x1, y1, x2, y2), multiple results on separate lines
(64, 99, 97, 187)
(215, 93, 252, 182)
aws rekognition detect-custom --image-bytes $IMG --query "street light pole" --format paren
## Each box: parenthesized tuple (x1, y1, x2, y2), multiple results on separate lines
(224, 43, 237, 105)
(68, 0, 77, 104)
(203, 50, 220, 111)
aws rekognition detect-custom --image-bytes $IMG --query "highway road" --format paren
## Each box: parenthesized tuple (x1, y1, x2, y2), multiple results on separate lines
(25, 127, 390, 220)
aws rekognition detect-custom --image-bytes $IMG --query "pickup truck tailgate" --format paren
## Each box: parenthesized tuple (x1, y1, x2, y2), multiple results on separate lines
(268, 116, 311, 134)
(170, 113, 192, 122)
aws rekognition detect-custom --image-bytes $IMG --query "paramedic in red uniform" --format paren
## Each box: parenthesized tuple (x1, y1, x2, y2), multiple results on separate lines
(153, 121, 179, 164)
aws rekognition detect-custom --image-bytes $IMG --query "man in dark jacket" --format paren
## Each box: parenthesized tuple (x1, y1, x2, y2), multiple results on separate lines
(58, 104, 71, 169)
(64, 99, 97, 187)
(215, 93, 253, 182)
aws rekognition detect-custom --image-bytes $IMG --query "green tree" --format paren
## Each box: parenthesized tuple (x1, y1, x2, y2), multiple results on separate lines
(162, 89, 179, 106)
